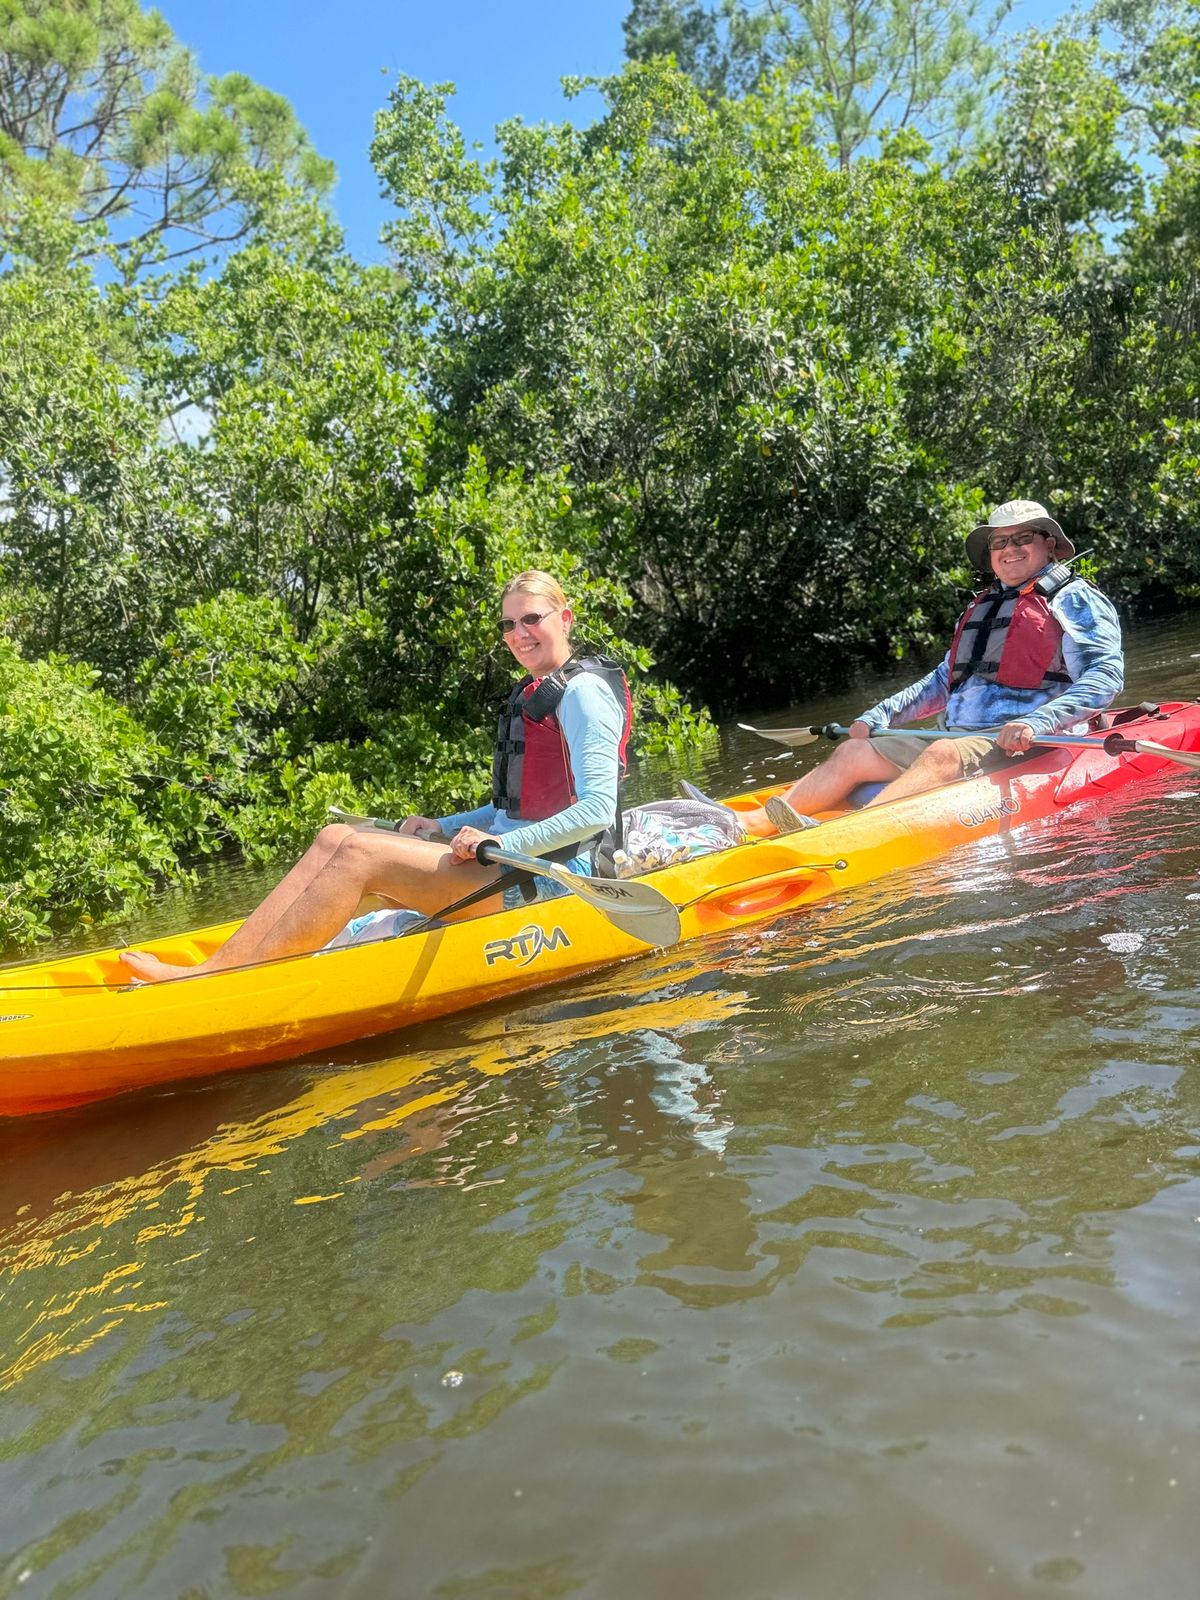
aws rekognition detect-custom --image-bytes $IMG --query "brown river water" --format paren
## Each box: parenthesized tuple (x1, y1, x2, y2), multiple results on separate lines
(2, 618, 1200, 1599)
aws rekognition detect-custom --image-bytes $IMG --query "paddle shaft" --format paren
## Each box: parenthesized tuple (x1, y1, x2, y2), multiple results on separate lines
(818, 722, 1200, 770)
(401, 867, 522, 935)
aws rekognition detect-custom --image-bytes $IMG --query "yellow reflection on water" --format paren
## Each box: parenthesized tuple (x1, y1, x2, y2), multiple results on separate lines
(0, 958, 745, 1394)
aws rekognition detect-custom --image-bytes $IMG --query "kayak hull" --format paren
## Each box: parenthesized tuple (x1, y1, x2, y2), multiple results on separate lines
(3, 702, 1198, 1116)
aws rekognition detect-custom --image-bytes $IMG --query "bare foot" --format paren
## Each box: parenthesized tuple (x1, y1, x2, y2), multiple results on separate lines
(738, 806, 776, 838)
(119, 950, 204, 984)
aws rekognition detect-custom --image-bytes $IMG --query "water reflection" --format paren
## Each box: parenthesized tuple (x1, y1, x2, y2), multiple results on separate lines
(0, 961, 744, 1248)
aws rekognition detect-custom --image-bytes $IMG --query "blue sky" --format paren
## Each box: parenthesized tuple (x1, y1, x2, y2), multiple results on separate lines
(156, 0, 1071, 266)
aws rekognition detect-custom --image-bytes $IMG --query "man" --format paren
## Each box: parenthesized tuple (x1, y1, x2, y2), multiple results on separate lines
(738, 499, 1124, 836)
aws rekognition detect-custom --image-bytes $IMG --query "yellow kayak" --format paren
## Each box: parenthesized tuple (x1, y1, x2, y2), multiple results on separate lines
(3, 702, 1198, 1116)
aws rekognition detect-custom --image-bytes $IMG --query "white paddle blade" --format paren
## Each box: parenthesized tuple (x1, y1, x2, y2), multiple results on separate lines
(737, 722, 822, 747)
(327, 805, 377, 827)
(480, 844, 681, 949)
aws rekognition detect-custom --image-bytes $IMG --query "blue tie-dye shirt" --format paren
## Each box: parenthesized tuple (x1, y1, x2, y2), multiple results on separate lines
(858, 572, 1124, 739)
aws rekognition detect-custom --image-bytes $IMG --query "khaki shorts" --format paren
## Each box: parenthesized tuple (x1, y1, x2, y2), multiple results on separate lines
(871, 731, 998, 777)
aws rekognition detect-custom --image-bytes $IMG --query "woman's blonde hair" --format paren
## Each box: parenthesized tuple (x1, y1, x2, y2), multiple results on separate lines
(501, 570, 569, 609)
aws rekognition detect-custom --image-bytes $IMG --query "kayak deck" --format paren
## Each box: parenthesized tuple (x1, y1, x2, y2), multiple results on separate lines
(3, 702, 1198, 1116)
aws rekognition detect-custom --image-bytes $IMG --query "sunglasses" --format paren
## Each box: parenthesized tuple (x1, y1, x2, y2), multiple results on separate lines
(987, 529, 1045, 552)
(500, 609, 556, 635)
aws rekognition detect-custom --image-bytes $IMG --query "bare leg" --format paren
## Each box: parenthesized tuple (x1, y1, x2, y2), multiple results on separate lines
(739, 741, 904, 836)
(863, 741, 966, 804)
(121, 827, 502, 982)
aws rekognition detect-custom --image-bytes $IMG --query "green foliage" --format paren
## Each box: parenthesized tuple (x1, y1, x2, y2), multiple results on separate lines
(0, 51, 712, 947)
(363, 49, 1200, 708)
(990, 33, 1139, 230)
(989, 1, 1200, 238)
(377, 66, 1033, 704)
(0, 257, 214, 684)
(371, 75, 495, 312)
(0, 638, 186, 948)
(624, 0, 758, 98)
(136, 592, 317, 852)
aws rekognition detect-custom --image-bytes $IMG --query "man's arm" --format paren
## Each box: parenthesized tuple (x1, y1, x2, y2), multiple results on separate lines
(857, 655, 952, 733)
(1020, 586, 1124, 738)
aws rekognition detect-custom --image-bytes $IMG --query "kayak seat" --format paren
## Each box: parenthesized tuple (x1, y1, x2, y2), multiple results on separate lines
(848, 781, 888, 808)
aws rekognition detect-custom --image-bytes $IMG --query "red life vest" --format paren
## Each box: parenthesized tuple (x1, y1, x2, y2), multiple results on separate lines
(948, 574, 1078, 692)
(492, 655, 632, 824)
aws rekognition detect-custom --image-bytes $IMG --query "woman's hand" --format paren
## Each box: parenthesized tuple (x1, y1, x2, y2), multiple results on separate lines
(449, 826, 499, 862)
(397, 814, 443, 839)
(848, 720, 873, 739)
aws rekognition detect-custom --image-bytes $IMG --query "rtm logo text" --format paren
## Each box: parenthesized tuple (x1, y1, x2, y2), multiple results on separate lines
(484, 925, 572, 968)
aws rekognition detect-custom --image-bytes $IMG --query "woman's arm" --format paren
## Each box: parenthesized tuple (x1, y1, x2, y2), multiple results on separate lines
(436, 800, 501, 837)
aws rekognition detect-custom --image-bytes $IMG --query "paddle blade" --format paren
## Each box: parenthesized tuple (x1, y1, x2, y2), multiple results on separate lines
(561, 873, 682, 948)
(737, 722, 822, 747)
(479, 843, 681, 948)
(327, 805, 426, 835)
(327, 805, 376, 826)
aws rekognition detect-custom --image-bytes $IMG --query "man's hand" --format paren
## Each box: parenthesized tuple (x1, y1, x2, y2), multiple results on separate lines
(995, 720, 1037, 753)
(848, 720, 873, 739)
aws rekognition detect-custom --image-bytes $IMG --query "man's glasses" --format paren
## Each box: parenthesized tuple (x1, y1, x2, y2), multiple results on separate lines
(987, 529, 1044, 552)
(500, 609, 555, 634)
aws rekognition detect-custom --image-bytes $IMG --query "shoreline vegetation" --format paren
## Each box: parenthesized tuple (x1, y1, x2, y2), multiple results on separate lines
(1, 0, 1198, 949)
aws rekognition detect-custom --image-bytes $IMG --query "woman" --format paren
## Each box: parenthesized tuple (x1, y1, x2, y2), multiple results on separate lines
(121, 571, 631, 982)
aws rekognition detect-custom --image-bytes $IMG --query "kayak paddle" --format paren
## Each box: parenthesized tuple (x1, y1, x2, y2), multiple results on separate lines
(740, 721, 1200, 772)
(476, 842, 681, 948)
(327, 807, 681, 948)
(327, 805, 439, 834)
(737, 723, 827, 747)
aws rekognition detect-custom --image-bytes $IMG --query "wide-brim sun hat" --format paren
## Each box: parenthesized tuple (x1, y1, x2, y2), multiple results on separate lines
(966, 499, 1075, 570)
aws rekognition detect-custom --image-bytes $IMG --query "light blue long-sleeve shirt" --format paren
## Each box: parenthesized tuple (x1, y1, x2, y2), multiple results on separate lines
(437, 672, 624, 862)
(859, 573, 1124, 739)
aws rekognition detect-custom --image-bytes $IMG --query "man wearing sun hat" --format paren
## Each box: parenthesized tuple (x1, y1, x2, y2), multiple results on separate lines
(740, 498, 1125, 835)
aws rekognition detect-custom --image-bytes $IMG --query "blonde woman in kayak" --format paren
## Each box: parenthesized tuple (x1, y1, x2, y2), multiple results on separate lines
(120, 572, 631, 982)
(736, 499, 1124, 836)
